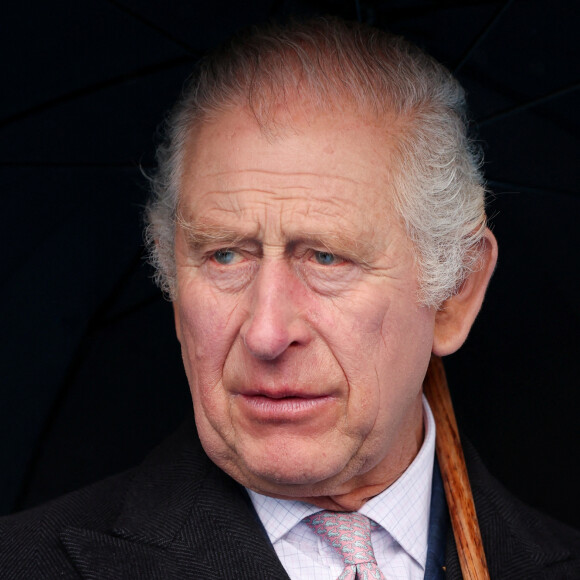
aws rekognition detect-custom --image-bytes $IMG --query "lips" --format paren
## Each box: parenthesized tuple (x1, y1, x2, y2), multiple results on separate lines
(235, 389, 338, 423)
(238, 386, 327, 399)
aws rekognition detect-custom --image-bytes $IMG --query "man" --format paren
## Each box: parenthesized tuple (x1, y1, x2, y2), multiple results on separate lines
(1, 17, 578, 579)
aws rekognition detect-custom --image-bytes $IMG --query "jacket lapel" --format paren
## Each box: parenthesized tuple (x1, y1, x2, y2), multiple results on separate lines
(60, 420, 289, 579)
(60, 527, 194, 579)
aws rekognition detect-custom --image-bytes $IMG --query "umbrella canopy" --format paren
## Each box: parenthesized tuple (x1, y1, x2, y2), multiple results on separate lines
(1, 0, 578, 528)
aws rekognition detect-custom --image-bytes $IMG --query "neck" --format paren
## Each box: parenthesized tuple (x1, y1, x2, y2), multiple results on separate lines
(299, 481, 404, 512)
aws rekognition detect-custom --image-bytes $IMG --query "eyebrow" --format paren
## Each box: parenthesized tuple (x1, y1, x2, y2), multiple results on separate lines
(176, 207, 258, 244)
(178, 216, 376, 265)
(179, 221, 256, 251)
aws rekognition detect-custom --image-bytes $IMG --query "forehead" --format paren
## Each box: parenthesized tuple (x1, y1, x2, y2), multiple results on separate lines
(178, 106, 403, 238)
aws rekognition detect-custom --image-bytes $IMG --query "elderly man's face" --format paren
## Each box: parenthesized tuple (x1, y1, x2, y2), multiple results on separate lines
(173, 106, 437, 502)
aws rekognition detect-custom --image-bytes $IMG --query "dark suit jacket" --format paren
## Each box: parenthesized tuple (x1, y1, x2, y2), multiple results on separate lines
(1, 417, 579, 579)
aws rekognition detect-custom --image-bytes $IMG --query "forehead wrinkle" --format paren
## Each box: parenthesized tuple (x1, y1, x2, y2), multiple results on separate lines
(196, 188, 293, 198)
(198, 168, 363, 187)
(188, 186, 353, 221)
(288, 194, 361, 218)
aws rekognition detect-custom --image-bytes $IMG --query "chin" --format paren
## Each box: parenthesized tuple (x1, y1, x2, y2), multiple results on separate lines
(236, 444, 357, 494)
(198, 421, 360, 493)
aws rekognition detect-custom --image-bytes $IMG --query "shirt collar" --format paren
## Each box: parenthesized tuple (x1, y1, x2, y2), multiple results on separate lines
(248, 395, 435, 566)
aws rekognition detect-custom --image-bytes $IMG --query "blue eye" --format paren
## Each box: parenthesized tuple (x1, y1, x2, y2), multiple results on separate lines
(314, 251, 336, 265)
(213, 249, 236, 265)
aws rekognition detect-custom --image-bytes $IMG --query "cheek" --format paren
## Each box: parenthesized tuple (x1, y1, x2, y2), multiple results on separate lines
(380, 302, 435, 365)
(176, 281, 244, 386)
(372, 302, 435, 418)
(315, 288, 433, 417)
(176, 285, 247, 442)
(314, 289, 392, 367)
(309, 293, 392, 423)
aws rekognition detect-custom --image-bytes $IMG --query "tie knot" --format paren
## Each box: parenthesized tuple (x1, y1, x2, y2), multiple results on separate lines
(305, 511, 378, 567)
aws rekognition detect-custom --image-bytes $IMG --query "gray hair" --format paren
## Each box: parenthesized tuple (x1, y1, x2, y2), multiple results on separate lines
(145, 17, 487, 307)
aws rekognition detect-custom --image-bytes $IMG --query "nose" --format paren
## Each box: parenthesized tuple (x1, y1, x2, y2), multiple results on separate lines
(241, 259, 311, 360)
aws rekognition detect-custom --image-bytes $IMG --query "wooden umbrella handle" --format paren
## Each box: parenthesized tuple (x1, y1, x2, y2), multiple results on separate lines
(423, 355, 490, 580)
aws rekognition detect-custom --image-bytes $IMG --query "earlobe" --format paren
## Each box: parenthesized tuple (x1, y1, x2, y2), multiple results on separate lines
(432, 228, 498, 356)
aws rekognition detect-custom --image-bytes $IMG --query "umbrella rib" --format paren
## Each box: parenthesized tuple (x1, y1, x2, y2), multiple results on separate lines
(11, 247, 147, 514)
(487, 180, 578, 199)
(105, 0, 200, 56)
(354, 0, 362, 22)
(453, 0, 515, 75)
(0, 56, 193, 130)
(477, 82, 580, 127)
(95, 293, 164, 331)
(0, 162, 150, 169)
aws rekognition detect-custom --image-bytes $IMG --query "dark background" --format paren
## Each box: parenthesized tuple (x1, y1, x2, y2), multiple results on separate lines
(1, 0, 578, 529)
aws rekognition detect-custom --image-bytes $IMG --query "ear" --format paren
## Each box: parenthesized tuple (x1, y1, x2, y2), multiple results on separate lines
(432, 228, 498, 356)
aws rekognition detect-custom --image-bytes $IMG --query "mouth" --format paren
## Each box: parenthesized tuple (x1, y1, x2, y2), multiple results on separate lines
(236, 391, 337, 423)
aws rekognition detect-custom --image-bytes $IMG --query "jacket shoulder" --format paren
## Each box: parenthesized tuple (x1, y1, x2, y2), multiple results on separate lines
(0, 421, 202, 578)
(0, 469, 134, 578)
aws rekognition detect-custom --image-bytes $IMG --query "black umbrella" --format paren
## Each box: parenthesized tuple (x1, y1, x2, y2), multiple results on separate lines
(1, 0, 578, 528)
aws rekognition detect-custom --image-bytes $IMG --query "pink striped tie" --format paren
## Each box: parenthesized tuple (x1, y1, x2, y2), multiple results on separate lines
(305, 511, 386, 580)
